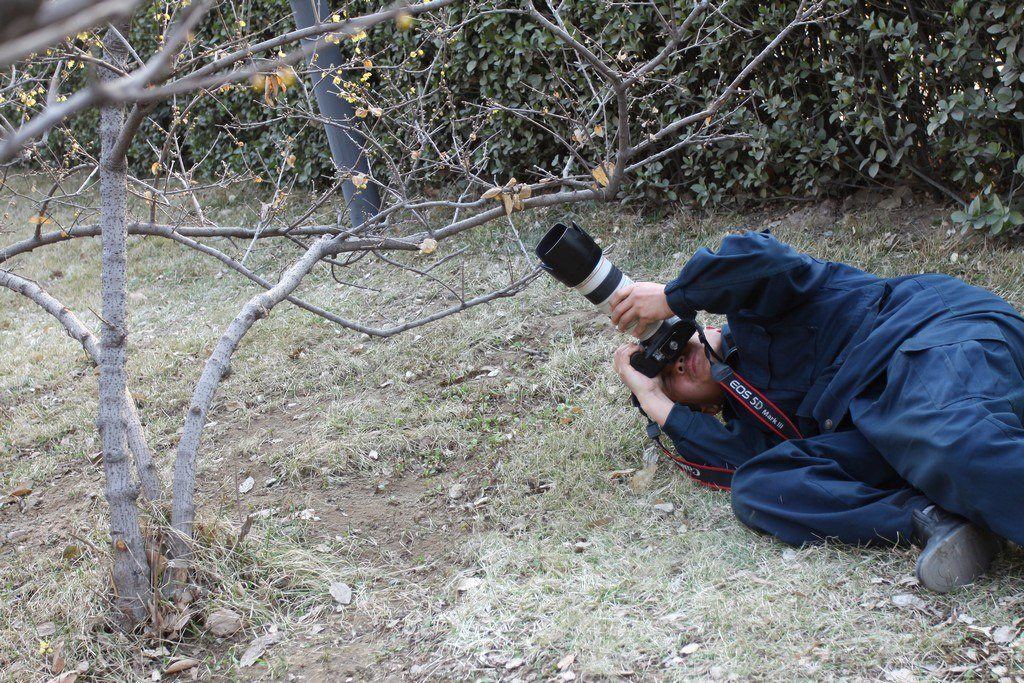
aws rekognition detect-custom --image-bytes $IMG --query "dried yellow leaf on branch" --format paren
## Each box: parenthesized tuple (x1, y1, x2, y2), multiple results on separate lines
(28, 214, 52, 226)
(278, 66, 297, 88)
(251, 67, 297, 104)
(419, 238, 438, 254)
(352, 174, 368, 189)
(481, 177, 532, 214)
(592, 161, 615, 187)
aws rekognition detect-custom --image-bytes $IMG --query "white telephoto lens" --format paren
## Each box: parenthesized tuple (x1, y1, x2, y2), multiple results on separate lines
(573, 256, 660, 341)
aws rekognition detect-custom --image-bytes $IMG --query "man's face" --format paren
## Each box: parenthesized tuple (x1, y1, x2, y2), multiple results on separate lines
(659, 328, 725, 409)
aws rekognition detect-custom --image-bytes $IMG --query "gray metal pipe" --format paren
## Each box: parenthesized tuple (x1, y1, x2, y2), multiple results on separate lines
(289, 0, 381, 228)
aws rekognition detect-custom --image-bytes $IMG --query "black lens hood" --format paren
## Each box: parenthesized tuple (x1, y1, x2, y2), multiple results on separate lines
(535, 222, 603, 287)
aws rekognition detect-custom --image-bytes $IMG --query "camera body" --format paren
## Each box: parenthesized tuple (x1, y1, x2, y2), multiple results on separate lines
(627, 316, 697, 377)
(535, 221, 695, 377)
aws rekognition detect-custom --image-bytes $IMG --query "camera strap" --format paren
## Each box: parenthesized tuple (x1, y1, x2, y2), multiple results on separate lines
(631, 394, 735, 491)
(696, 326, 804, 442)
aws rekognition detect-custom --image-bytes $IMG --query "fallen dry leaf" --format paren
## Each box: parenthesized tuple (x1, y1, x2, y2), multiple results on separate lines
(993, 626, 1017, 644)
(892, 593, 927, 611)
(557, 653, 576, 670)
(457, 577, 484, 592)
(329, 582, 353, 606)
(505, 657, 525, 670)
(163, 658, 199, 675)
(239, 631, 282, 668)
(629, 462, 657, 493)
(206, 608, 242, 637)
(419, 238, 438, 254)
(48, 640, 67, 675)
(44, 674, 77, 683)
(163, 609, 194, 635)
(884, 668, 916, 683)
(9, 483, 32, 497)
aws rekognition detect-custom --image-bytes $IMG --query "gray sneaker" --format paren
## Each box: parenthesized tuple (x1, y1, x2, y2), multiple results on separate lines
(912, 506, 1001, 593)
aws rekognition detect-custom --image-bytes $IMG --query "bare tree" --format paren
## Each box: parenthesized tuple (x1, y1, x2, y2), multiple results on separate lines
(0, 0, 827, 629)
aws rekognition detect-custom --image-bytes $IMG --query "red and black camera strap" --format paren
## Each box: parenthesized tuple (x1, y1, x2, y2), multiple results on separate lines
(635, 324, 803, 492)
(632, 394, 736, 490)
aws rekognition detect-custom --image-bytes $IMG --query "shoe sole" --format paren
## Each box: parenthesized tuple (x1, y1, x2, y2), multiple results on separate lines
(916, 523, 1000, 593)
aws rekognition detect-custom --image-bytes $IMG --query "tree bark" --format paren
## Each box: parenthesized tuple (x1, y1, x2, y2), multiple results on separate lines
(98, 23, 151, 626)
(168, 236, 332, 566)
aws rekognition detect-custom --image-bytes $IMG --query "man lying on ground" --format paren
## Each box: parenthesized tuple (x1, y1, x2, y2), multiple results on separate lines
(609, 230, 1024, 592)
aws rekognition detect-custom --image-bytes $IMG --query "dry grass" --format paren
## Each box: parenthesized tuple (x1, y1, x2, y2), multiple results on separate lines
(1, 180, 1023, 681)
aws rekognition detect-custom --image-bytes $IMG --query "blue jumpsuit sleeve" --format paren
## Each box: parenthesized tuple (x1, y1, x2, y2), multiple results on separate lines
(661, 404, 774, 468)
(664, 231, 829, 318)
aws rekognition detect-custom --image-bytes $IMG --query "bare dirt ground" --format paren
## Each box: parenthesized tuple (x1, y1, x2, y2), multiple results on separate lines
(2, 189, 1024, 681)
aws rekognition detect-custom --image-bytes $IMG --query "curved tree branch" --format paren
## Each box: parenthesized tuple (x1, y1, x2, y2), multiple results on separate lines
(0, 269, 161, 502)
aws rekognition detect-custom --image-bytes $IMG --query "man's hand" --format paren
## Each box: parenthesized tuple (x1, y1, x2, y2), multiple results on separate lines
(613, 343, 664, 397)
(613, 344, 674, 426)
(610, 282, 672, 337)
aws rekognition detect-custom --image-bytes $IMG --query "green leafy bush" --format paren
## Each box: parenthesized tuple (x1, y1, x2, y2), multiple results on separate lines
(55, 1, 1024, 232)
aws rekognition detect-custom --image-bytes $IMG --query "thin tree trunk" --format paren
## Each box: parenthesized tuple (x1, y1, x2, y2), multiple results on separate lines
(0, 270, 161, 502)
(168, 236, 332, 567)
(98, 24, 151, 626)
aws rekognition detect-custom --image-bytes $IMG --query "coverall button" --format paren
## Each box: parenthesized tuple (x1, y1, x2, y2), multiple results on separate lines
(824, 419, 834, 430)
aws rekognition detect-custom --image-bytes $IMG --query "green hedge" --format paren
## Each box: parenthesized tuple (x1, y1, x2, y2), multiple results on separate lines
(62, 1, 1024, 233)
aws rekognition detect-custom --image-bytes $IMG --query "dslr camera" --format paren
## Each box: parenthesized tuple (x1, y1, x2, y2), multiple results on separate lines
(535, 222, 696, 377)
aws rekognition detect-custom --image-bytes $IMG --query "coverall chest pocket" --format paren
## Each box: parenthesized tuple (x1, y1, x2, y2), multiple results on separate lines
(899, 329, 1011, 409)
(734, 324, 772, 386)
(766, 325, 817, 390)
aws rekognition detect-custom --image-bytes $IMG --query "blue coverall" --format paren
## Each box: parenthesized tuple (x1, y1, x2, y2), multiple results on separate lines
(660, 231, 1024, 547)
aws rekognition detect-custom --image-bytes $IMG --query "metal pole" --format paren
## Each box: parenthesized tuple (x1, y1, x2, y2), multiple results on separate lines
(289, 0, 381, 228)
